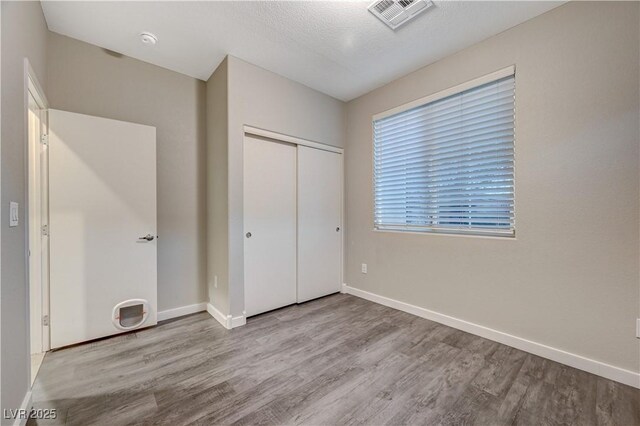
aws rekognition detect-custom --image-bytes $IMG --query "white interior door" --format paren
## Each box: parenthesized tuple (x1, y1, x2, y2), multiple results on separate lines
(244, 135, 297, 317)
(297, 146, 342, 303)
(49, 109, 157, 348)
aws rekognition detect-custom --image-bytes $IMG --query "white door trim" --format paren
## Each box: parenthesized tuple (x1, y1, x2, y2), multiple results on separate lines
(244, 125, 343, 154)
(24, 58, 50, 360)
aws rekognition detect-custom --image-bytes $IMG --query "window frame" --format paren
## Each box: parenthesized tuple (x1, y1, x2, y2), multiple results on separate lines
(371, 65, 516, 238)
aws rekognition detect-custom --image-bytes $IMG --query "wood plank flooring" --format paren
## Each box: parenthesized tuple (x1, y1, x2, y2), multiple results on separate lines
(28, 294, 639, 425)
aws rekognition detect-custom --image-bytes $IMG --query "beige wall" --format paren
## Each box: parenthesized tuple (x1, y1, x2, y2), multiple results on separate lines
(47, 33, 207, 312)
(226, 56, 346, 316)
(345, 1, 639, 372)
(1, 0, 49, 413)
(206, 59, 229, 315)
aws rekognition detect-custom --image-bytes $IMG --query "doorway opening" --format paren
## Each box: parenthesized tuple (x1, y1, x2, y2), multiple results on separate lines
(26, 61, 50, 385)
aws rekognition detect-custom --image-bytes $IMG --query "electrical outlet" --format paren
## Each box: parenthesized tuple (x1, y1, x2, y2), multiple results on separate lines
(361, 263, 367, 274)
(214, 275, 218, 289)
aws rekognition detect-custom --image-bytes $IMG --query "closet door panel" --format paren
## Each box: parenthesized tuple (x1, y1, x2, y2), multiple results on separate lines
(244, 136, 297, 317)
(297, 146, 342, 303)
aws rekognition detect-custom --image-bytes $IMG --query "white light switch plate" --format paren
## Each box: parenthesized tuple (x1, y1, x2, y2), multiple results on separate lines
(361, 263, 367, 274)
(9, 202, 19, 227)
(636, 319, 640, 339)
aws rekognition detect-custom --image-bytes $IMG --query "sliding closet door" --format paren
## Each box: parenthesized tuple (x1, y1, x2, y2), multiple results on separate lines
(244, 135, 297, 317)
(297, 146, 342, 303)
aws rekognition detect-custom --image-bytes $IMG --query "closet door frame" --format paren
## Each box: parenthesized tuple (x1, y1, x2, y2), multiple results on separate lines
(243, 126, 344, 308)
(244, 126, 343, 155)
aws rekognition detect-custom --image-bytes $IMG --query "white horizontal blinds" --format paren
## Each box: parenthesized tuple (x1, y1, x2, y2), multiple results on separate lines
(374, 73, 515, 235)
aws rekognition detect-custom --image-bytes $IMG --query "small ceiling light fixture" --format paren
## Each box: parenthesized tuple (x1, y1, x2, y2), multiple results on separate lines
(139, 32, 158, 45)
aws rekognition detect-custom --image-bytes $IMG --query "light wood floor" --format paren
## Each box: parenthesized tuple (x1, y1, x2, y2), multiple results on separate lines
(29, 294, 639, 425)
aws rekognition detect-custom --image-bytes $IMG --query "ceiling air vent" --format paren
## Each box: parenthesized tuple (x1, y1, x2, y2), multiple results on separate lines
(368, 0, 434, 30)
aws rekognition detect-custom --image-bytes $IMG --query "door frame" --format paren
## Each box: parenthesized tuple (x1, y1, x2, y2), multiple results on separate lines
(24, 59, 50, 361)
(244, 126, 343, 154)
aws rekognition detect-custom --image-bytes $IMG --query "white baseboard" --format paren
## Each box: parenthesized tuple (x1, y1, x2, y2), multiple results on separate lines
(206, 303, 246, 330)
(231, 312, 247, 328)
(342, 284, 640, 389)
(11, 389, 33, 426)
(157, 302, 207, 321)
(206, 303, 229, 328)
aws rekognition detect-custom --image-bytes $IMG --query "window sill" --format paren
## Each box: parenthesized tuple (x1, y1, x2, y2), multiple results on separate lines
(372, 227, 516, 240)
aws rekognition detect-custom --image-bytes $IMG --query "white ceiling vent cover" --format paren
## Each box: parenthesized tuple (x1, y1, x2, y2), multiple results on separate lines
(368, 0, 434, 30)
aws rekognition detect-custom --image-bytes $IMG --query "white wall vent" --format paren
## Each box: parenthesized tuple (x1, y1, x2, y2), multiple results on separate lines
(368, 0, 434, 30)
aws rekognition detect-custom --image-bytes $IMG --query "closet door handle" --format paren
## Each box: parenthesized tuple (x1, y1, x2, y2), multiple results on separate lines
(246, 232, 252, 238)
(336, 227, 340, 232)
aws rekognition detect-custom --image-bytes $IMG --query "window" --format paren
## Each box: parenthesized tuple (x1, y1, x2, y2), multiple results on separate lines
(373, 67, 515, 237)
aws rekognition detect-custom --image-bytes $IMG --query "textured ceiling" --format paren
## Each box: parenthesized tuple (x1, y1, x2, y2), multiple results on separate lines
(41, 1, 564, 101)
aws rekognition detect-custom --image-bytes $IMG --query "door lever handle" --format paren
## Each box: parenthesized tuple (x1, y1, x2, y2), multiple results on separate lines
(139, 234, 155, 241)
